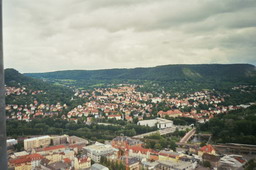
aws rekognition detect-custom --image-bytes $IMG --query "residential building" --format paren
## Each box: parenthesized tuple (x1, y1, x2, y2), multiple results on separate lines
(40, 145, 66, 155)
(156, 160, 197, 170)
(24, 136, 51, 151)
(74, 156, 91, 170)
(9, 153, 44, 170)
(44, 161, 72, 170)
(91, 163, 109, 170)
(158, 150, 181, 162)
(198, 144, 216, 157)
(157, 109, 182, 118)
(111, 136, 142, 150)
(120, 156, 140, 170)
(51, 135, 68, 146)
(84, 142, 118, 163)
(128, 145, 151, 160)
(68, 136, 89, 145)
(141, 161, 159, 170)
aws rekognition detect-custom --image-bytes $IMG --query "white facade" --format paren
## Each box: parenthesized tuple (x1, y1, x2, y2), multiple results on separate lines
(24, 135, 51, 150)
(84, 142, 118, 163)
(129, 150, 150, 160)
(7, 139, 18, 147)
(137, 118, 173, 129)
(219, 155, 246, 168)
(137, 119, 158, 127)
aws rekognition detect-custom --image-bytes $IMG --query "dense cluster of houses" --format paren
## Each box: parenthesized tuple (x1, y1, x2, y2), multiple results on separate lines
(5, 86, 44, 96)
(7, 135, 249, 170)
(66, 85, 254, 124)
(5, 84, 255, 124)
(5, 102, 68, 121)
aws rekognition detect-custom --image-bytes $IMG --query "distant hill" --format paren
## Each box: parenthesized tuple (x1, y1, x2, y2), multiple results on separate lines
(5, 68, 44, 88)
(5, 68, 73, 104)
(25, 64, 256, 83)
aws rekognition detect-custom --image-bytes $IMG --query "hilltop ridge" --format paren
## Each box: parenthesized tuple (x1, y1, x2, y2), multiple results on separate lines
(24, 64, 256, 83)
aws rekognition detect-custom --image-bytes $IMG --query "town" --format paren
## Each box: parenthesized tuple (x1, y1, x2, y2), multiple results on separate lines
(5, 83, 256, 169)
(7, 132, 255, 169)
(5, 84, 254, 123)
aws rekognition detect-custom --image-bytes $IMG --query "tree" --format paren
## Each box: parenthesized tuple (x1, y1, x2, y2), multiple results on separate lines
(203, 161, 211, 168)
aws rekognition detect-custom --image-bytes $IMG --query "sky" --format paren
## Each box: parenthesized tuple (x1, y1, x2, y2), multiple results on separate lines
(3, 0, 256, 73)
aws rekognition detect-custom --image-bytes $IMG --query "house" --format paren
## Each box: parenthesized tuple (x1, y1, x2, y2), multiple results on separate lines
(9, 153, 44, 170)
(198, 144, 216, 157)
(108, 114, 122, 120)
(158, 150, 181, 162)
(43, 145, 66, 154)
(74, 156, 91, 170)
(128, 146, 151, 160)
(157, 109, 182, 118)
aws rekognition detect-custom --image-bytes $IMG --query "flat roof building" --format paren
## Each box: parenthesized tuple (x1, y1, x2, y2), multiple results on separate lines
(137, 118, 173, 129)
(84, 142, 118, 163)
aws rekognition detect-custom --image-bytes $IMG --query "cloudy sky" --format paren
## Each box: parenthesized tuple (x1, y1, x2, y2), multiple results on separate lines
(3, 0, 256, 73)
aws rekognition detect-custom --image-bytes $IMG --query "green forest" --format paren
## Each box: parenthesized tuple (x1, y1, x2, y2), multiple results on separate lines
(198, 105, 256, 145)
(25, 64, 256, 92)
(7, 118, 157, 142)
(5, 69, 73, 105)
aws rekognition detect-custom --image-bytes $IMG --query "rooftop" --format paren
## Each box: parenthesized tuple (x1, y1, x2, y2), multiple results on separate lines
(24, 135, 50, 142)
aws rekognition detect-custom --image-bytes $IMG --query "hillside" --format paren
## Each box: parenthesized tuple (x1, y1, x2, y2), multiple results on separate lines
(198, 105, 256, 145)
(5, 68, 73, 105)
(25, 64, 256, 82)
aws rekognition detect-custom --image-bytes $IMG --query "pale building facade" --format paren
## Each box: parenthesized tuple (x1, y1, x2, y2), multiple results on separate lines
(24, 136, 51, 151)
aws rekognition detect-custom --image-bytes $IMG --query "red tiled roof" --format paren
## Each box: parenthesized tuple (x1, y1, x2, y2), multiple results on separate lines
(128, 146, 150, 154)
(158, 109, 182, 116)
(158, 152, 176, 158)
(9, 153, 44, 165)
(9, 158, 30, 165)
(108, 115, 121, 117)
(234, 157, 246, 164)
(27, 153, 44, 160)
(79, 157, 89, 163)
(200, 145, 215, 153)
(63, 158, 71, 163)
(44, 145, 66, 151)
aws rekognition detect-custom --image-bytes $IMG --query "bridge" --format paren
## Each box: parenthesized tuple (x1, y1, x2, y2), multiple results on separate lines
(179, 128, 196, 143)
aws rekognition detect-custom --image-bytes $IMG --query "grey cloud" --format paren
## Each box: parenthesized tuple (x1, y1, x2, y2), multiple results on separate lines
(3, 0, 256, 73)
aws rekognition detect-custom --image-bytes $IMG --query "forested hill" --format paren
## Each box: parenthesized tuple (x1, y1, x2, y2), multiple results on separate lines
(5, 68, 69, 91)
(5, 68, 73, 104)
(25, 64, 256, 83)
